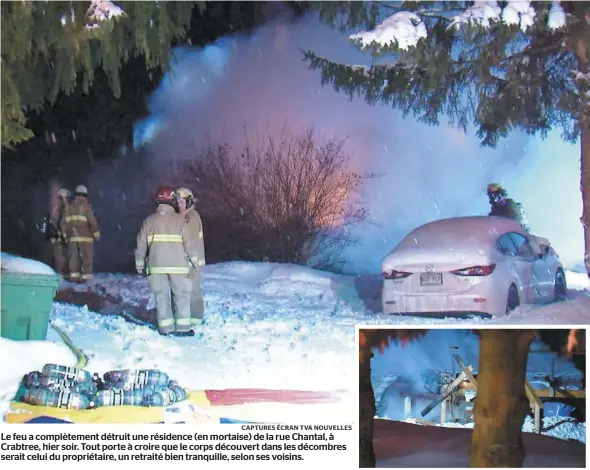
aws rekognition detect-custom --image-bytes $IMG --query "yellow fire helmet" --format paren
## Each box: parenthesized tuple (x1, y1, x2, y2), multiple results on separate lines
(487, 183, 502, 193)
(176, 187, 194, 199)
(75, 184, 88, 195)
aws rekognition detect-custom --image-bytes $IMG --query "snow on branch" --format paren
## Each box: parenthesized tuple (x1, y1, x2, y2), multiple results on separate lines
(450, 0, 539, 31)
(85, 0, 125, 29)
(449, 1, 501, 29)
(87, 0, 124, 21)
(501, 1, 536, 31)
(349, 12, 427, 51)
(352, 0, 567, 49)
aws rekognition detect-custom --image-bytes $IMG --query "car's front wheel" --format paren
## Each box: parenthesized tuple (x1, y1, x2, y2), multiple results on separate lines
(506, 284, 520, 313)
(553, 269, 567, 301)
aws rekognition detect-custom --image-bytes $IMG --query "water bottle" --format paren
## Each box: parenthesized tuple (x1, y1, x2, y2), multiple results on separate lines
(23, 388, 91, 410)
(24, 371, 41, 388)
(146, 387, 177, 407)
(42, 364, 92, 384)
(103, 369, 169, 390)
(168, 382, 188, 402)
(39, 374, 76, 389)
(107, 380, 146, 391)
(95, 389, 145, 406)
(70, 381, 98, 397)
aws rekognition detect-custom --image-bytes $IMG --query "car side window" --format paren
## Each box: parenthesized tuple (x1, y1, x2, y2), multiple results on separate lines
(496, 234, 518, 257)
(508, 232, 535, 258)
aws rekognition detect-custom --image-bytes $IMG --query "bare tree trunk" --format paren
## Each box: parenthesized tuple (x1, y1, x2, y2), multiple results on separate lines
(581, 120, 590, 278)
(469, 330, 536, 468)
(359, 331, 376, 468)
(577, 32, 590, 277)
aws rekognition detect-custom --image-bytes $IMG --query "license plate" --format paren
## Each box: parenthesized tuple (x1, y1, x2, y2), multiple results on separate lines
(420, 272, 443, 286)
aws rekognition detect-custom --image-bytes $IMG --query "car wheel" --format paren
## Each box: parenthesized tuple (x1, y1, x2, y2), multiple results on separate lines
(553, 269, 567, 301)
(506, 284, 520, 313)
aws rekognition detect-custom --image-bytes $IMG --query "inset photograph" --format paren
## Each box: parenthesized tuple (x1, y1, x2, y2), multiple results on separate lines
(359, 328, 586, 468)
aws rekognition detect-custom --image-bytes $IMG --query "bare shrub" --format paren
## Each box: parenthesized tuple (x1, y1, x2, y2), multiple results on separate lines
(173, 128, 372, 271)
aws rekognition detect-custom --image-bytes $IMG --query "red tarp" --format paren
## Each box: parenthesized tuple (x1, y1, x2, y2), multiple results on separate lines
(204, 389, 343, 406)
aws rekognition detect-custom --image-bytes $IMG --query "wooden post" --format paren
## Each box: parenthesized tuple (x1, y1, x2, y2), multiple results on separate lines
(533, 402, 542, 434)
(524, 379, 544, 434)
(420, 367, 472, 417)
(440, 398, 447, 425)
(550, 353, 556, 398)
(404, 395, 412, 419)
(524, 379, 543, 433)
(454, 353, 478, 388)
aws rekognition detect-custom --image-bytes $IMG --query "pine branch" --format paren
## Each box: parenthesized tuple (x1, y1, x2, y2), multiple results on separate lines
(374, 1, 466, 16)
(498, 40, 567, 66)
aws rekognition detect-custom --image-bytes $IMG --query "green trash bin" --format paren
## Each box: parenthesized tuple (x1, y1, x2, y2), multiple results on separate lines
(1, 271, 60, 341)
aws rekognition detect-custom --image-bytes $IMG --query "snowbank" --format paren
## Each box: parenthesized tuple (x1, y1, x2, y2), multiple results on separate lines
(0, 259, 586, 430)
(0, 252, 55, 275)
(57, 262, 590, 326)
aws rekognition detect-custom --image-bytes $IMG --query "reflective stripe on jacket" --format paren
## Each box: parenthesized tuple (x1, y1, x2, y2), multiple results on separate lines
(135, 204, 199, 275)
(61, 196, 100, 242)
(184, 207, 206, 267)
(49, 202, 68, 243)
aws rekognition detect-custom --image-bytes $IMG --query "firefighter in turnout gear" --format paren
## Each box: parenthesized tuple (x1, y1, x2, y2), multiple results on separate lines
(135, 186, 200, 337)
(486, 183, 528, 230)
(48, 188, 70, 274)
(61, 185, 100, 282)
(176, 187, 206, 322)
(486, 183, 550, 257)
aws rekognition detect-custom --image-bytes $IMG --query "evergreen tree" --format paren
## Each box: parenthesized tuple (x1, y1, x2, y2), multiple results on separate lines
(1, 0, 197, 149)
(304, 1, 590, 277)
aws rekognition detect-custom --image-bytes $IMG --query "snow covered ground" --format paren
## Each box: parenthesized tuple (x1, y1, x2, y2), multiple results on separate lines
(58, 262, 590, 326)
(373, 418, 585, 468)
(0, 254, 587, 437)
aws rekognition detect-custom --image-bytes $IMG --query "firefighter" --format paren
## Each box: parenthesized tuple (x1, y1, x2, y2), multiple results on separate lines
(176, 187, 206, 323)
(48, 188, 70, 274)
(486, 183, 531, 231)
(135, 186, 200, 337)
(487, 183, 551, 256)
(61, 184, 100, 282)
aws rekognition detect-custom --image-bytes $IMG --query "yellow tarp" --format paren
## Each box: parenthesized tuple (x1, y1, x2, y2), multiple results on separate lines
(4, 390, 211, 424)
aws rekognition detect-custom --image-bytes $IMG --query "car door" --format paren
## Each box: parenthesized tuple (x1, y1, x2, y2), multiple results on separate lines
(507, 232, 540, 303)
(496, 233, 527, 294)
(527, 240, 556, 301)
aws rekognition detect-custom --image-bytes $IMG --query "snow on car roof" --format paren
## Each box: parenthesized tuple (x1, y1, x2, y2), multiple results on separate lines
(395, 216, 525, 251)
